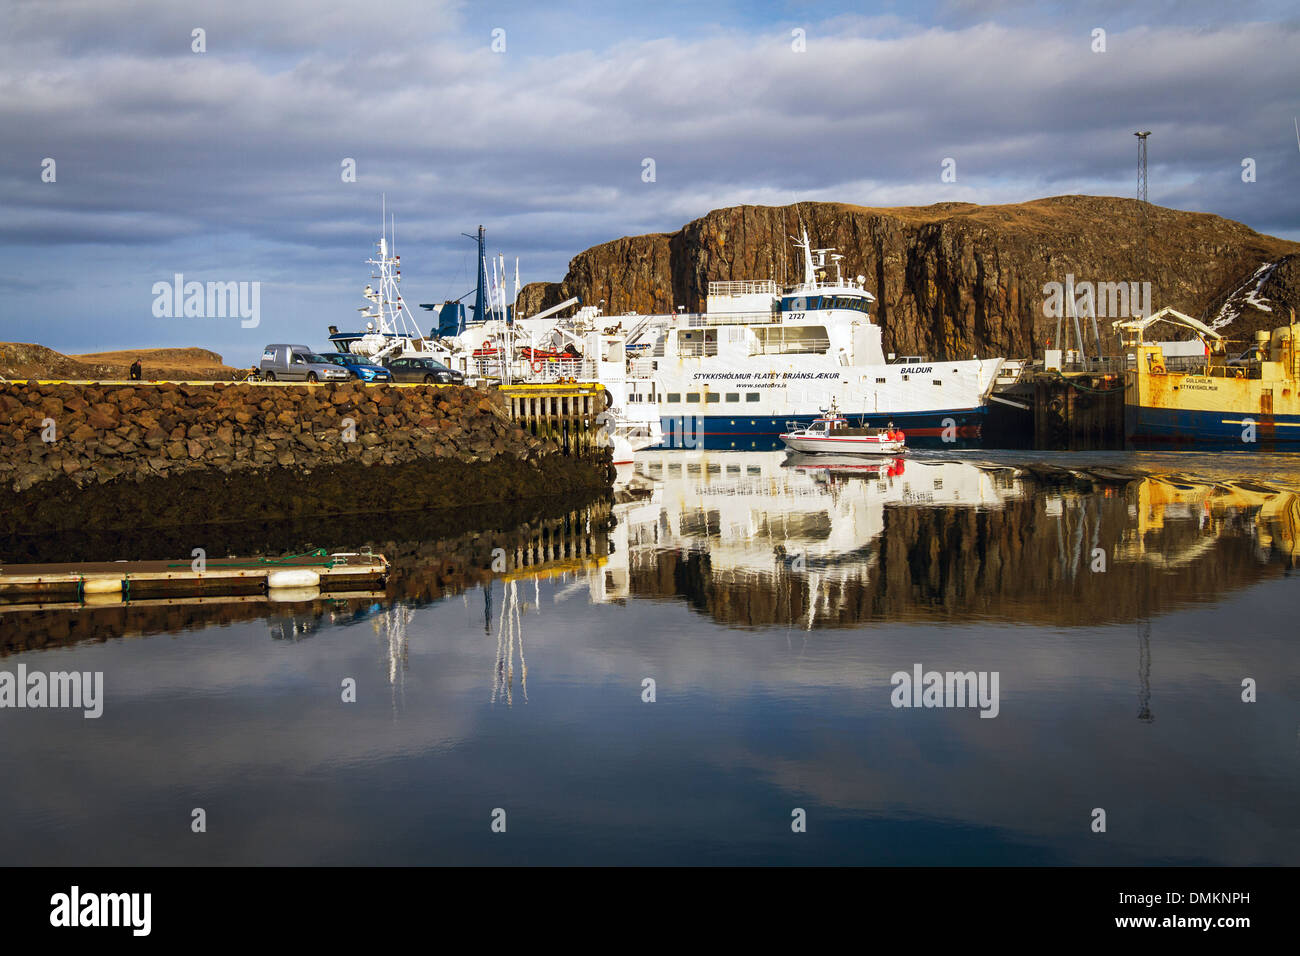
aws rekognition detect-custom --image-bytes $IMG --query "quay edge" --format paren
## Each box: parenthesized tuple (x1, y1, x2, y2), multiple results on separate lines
(0, 380, 612, 536)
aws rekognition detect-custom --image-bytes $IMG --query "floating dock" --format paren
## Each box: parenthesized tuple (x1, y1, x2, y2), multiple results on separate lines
(0, 550, 389, 602)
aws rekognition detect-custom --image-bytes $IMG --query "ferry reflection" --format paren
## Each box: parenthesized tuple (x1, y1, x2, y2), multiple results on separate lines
(594, 450, 1299, 628)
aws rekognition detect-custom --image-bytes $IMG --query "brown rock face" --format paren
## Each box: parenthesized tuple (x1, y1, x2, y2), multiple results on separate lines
(517, 196, 1300, 359)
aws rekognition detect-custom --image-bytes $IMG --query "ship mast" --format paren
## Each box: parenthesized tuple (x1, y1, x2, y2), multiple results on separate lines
(363, 195, 425, 349)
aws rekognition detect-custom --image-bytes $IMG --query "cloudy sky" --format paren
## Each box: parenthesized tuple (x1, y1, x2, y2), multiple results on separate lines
(2, 0, 1297, 365)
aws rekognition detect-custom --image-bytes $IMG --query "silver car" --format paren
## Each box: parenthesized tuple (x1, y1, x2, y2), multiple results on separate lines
(259, 344, 351, 383)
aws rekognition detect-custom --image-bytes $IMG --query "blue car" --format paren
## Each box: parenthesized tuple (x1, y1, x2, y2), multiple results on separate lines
(319, 352, 393, 383)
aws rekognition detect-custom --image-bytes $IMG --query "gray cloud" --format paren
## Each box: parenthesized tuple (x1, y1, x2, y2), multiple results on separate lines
(1, 3, 1297, 360)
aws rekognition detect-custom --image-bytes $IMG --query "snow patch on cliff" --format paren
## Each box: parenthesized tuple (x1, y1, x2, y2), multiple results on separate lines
(1211, 261, 1278, 329)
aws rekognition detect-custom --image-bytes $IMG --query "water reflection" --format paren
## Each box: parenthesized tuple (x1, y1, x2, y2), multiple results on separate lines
(492, 581, 527, 706)
(604, 451, 1299, 629)
(3, 453, 1298, 660)
(1, 451, 1297, 865)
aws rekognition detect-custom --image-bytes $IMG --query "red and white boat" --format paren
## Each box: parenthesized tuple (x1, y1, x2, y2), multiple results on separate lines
(779, 402, 906, 456)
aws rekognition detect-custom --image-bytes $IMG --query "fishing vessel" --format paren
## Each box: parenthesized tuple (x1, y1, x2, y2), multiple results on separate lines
(779, 401, 906, 455)
(616, 227, 1004, 449)
(326, 202, 449, 366)
(1120, 307, 1300, 445)
(323, 214, 662, 458)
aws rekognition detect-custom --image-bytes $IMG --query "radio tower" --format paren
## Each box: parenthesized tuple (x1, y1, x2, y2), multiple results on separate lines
(1132, 131, 1152, 357)
(1135, 131, 1150, 204)
(1134, 131, 1151, 259)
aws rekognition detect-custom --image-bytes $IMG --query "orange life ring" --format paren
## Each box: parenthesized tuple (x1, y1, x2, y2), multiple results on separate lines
(1151, 364, 1166, 375)
(532, 359, 544, 374)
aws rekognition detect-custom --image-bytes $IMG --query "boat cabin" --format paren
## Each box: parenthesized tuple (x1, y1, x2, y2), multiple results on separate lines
(803, 415, 849, 435)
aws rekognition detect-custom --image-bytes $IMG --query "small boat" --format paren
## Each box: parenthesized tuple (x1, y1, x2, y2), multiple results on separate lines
(779, 401, 906, 455)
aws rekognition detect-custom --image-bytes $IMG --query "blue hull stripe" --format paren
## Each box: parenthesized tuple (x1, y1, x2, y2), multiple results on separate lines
(1126, 405, 1300, 445)
(656, 407, 988, 450)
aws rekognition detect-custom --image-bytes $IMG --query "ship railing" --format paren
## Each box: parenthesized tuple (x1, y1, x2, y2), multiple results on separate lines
(685, 311, 781, 327)
(678, 342, 719, 358)
(708, 280, 780, 297)
(512, 357, 595, 382)
(750, 337, 832, 356)
(1199, 363, 1263, 379)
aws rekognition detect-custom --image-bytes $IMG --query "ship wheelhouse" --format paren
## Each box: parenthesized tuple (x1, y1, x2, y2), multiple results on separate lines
(780, 291, 874, 315)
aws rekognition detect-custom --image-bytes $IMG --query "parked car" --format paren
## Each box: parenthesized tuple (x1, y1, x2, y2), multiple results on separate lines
(384, 356, 465, 384)
(259, 344, 351, 382)
(318, 352, 393, 383)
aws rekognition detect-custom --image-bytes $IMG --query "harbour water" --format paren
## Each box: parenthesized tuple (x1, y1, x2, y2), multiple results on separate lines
(1, 449, 1297, 865)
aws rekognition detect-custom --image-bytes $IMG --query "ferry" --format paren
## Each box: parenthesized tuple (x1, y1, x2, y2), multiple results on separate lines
(619, 228, 1004, 449)
(1121, 307, 1300, 445)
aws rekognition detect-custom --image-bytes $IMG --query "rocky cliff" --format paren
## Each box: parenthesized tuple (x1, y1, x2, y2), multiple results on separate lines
(518, 196, 1300, 359)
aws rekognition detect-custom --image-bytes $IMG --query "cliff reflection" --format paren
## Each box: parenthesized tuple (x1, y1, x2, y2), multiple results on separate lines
(607, 451, 1299, 628)
(4, 451, 1297, 659)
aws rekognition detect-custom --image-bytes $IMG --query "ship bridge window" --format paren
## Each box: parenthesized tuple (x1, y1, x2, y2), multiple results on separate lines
(686, 393, 701, 403)
(746, 393, 760, 402)
(787, 293, 872, 313)
(726, 393, 740, 402)
(667, 393, 681, 403)
(706, 393, 720, 403)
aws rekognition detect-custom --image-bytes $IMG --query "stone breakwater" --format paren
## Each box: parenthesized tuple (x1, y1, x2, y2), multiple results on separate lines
(0, 381, 611, 535)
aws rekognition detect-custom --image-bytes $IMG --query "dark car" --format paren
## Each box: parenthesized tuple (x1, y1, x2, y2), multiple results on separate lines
(384, 356, 465, 384)
(318, 352, 393, 383)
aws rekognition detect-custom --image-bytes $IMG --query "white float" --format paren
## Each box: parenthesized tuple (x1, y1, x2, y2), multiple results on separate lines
(266, 568, 321, 589)
(82, 576, 124, 594)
